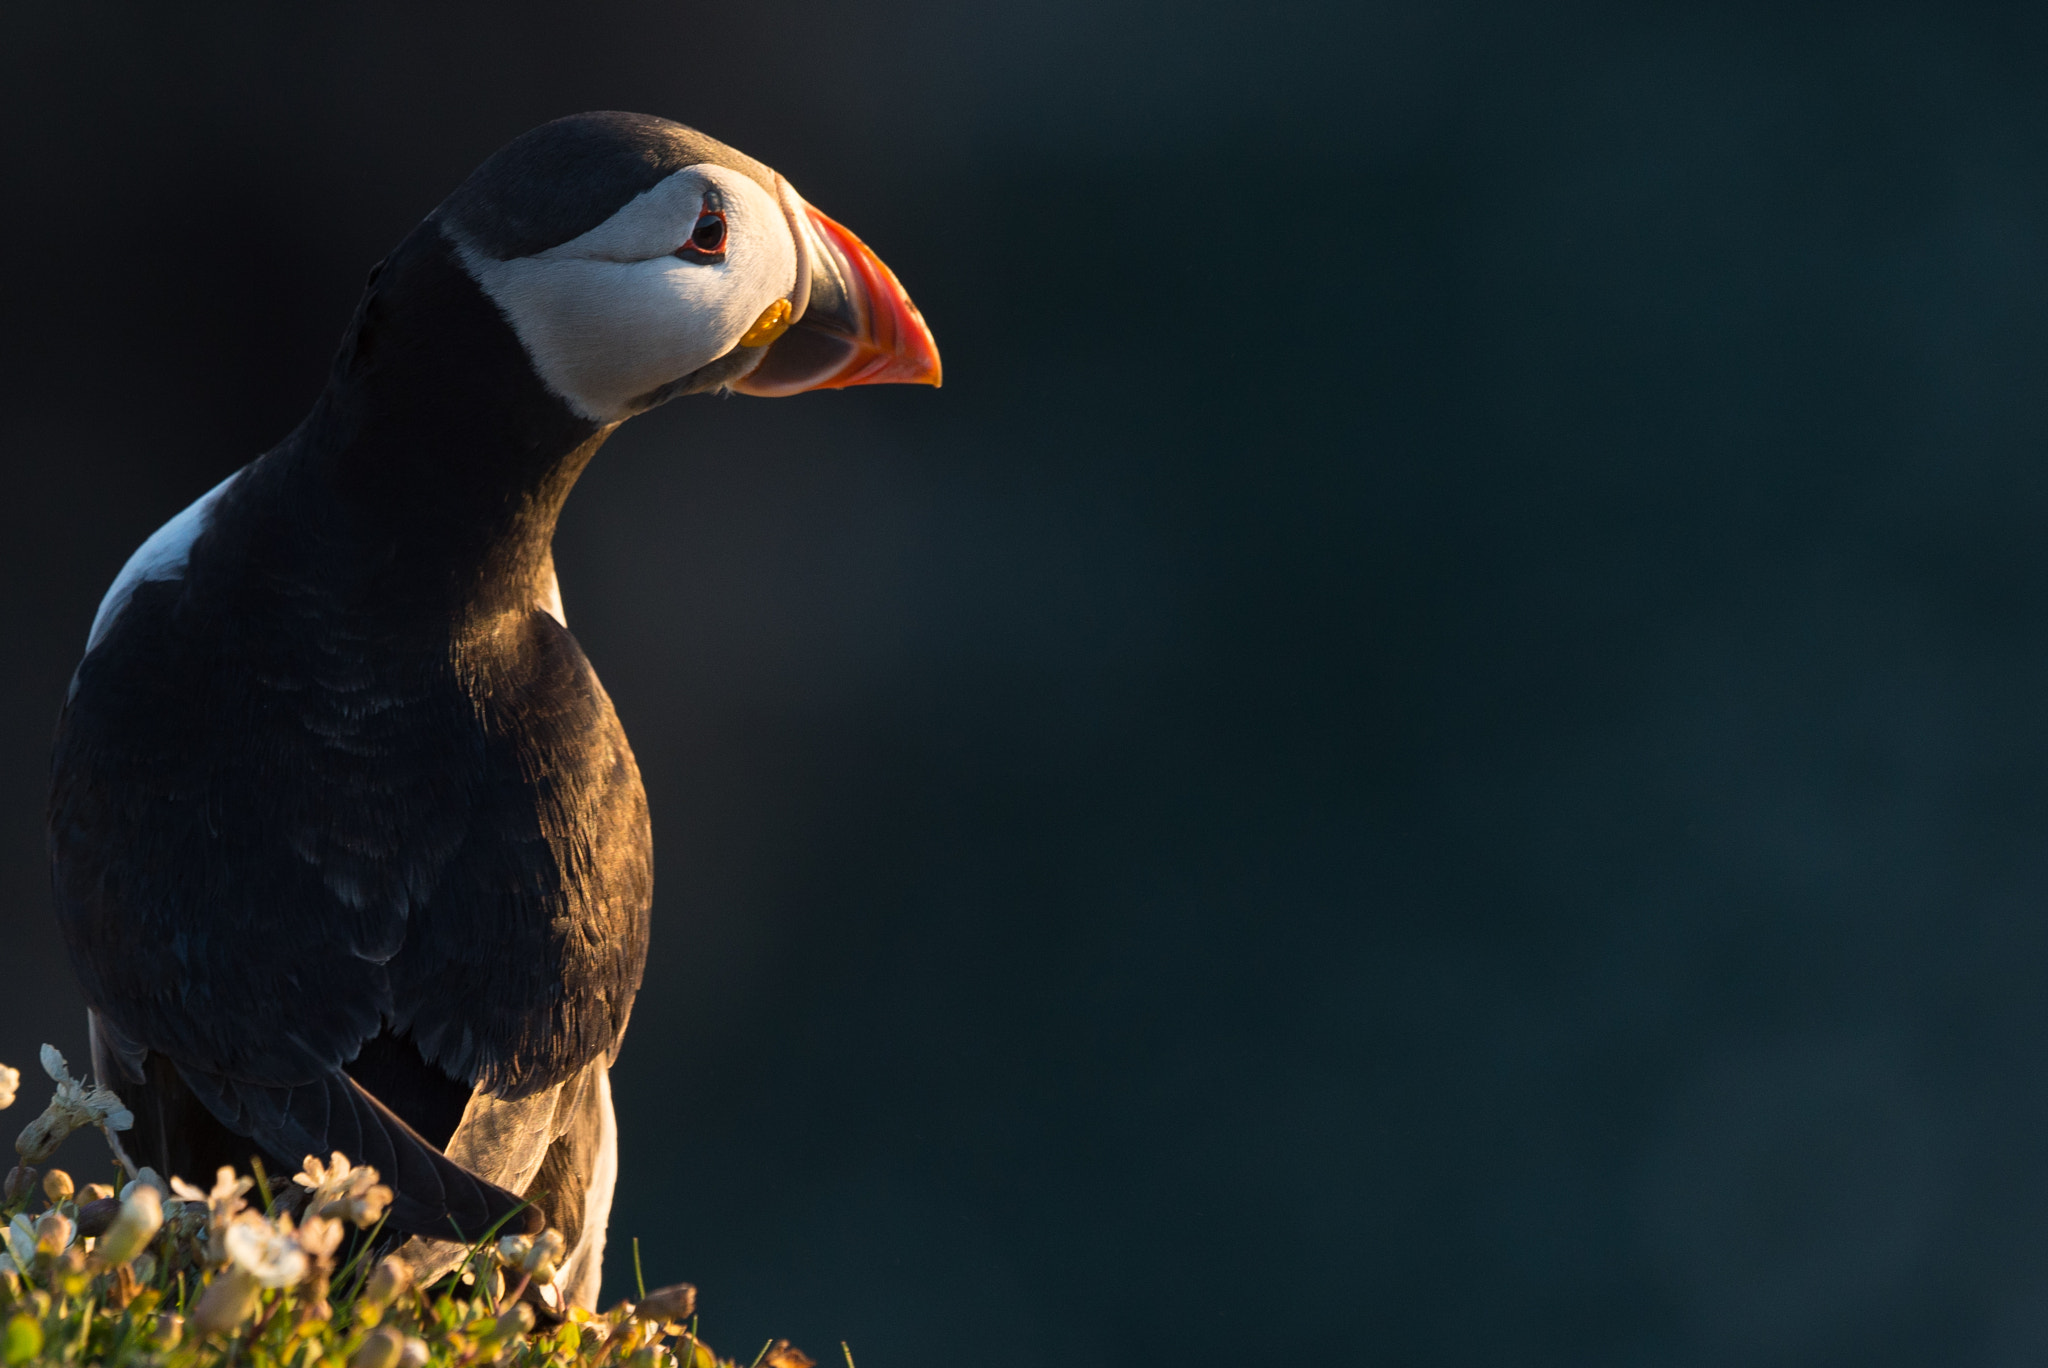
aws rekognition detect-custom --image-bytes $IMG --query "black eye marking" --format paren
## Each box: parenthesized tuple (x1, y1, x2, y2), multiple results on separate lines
(676, 209, 727, 263)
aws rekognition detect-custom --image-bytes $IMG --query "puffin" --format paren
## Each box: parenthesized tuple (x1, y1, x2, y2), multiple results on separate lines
(47, 111, 940, 1308)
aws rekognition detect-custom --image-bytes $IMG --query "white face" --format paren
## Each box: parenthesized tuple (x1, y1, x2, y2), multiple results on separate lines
(452, 164, 798, 423)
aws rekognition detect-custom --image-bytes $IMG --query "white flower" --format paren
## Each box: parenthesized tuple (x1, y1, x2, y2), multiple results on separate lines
(293, 1152, 393, 1229)
(170, 1165, 253, 1219)
(0, 1062, 18, 1111)
(14, 1044, 134, 1164)
(223, 1212, 309, 1288)
(170, 1166, 254, 1265)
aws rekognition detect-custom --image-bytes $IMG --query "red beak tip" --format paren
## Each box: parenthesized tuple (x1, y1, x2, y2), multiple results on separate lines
(737, 203, 943, 396)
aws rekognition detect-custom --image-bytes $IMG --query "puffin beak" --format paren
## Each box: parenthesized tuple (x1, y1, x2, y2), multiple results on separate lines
(734, 197, 942, 396)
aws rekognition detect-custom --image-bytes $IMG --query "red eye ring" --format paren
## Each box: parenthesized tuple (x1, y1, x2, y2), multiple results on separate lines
(677, 209, 727, 261)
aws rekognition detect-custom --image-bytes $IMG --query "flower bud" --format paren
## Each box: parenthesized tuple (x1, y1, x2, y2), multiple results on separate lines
(104, 1261, 142, 1310)
(611, 1317, 654, 1356)
(360, 1255, 410, 1312)
(95, 1184, 163, 1266)
(75, 1196, 122, 1238)
(523, 1228, 565, 1281)
(79, 1183, 114, 1203)
(34, 1210, 73, 1258)
(349, 1324, 404, 1368)
(397, 1336, 430, 1368)
(42, 1169, 73, 1205)
(295, 1214, 344, 1261)
(482, 1303, 535, 1345)
(634, 1283, 697, 1324)
(15, 1112, 73, 1165)
(4, 1314, 44, 1365)
(3, 1166, 36, 1205)
(187, 1265, 262, 1337)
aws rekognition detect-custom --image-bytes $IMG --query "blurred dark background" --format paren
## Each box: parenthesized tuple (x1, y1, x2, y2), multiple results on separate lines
(4, 1, 2048, 1363)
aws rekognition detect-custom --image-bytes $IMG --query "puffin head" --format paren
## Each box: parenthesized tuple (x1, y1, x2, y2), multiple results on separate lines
(433, 111, 940, 424)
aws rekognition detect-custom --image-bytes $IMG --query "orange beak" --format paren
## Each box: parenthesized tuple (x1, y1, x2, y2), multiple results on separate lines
(733, 201, 941, 397)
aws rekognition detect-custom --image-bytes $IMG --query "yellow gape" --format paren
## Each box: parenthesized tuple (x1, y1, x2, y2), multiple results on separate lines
(739, 298, 794, 348)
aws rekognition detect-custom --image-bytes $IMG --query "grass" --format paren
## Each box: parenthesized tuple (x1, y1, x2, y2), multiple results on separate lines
(0, 1152, 820, 1368)
(0, 1051, 823, 1368)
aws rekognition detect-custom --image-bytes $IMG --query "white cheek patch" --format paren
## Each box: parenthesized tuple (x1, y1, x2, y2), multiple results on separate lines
(455, 166, 797, 423)
(86, 467, 244, 653)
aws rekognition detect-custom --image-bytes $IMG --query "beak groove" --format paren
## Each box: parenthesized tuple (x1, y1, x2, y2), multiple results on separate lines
(734, 199, 941, 397)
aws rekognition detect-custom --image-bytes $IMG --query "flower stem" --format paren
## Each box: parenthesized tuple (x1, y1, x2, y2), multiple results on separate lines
(100, 1122, 139, 1182)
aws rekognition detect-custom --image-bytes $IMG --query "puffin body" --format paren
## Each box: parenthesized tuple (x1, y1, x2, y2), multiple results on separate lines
(48, 112, 938, 1307)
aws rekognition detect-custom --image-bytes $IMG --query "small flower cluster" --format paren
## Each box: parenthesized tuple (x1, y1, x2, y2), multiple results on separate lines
(0, 1051, 820, 1368)
(296, 1152, 395, 1228)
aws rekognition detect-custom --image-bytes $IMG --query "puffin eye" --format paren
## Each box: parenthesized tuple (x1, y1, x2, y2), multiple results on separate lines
(677, 210, 727, 261)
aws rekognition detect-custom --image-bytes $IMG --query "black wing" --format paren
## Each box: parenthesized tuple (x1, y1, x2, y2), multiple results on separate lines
(51, 516, 649, 1227)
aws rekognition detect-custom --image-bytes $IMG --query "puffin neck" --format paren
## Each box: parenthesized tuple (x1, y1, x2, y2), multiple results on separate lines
(274, 221, 613, 621)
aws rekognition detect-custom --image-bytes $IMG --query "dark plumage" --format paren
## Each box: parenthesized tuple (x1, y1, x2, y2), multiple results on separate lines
(49, 111, 938, 1304)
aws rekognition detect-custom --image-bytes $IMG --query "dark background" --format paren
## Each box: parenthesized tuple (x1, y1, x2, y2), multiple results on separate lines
(4, 2, 2048, 1363)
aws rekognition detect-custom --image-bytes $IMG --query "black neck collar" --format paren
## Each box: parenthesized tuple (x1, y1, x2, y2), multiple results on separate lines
(256, 221, 610, 624)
